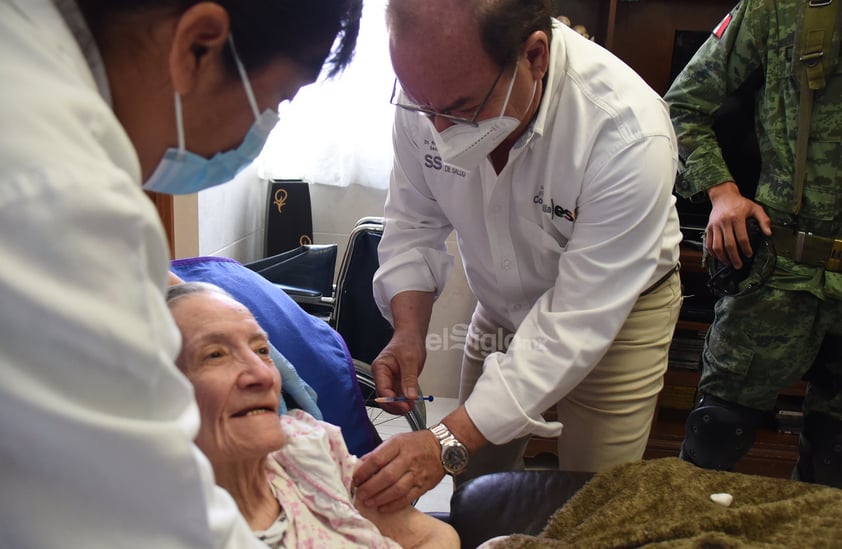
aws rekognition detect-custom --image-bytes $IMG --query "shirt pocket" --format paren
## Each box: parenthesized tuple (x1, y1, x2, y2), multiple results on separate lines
(516, 218, 566, 284)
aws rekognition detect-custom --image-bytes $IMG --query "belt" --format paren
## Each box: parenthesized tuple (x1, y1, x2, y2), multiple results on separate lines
(641, 264, 680, 296)
(771, 225, 842, 272)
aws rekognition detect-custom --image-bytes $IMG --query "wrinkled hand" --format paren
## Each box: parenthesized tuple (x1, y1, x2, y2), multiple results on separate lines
(371, 332, 427, 415)
(706, 181, 772, 268)
(353, 430, 444, 512)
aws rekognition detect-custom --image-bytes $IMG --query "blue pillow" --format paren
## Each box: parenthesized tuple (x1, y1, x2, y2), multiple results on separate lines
(170, 256, 379, 456)
(268, 343, 321, 419)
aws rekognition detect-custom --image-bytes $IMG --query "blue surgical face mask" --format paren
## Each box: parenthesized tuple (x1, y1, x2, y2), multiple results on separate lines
(143, 36, 280, 195)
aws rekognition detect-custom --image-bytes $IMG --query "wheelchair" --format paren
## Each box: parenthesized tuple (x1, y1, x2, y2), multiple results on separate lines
(246, 217, 427, 443)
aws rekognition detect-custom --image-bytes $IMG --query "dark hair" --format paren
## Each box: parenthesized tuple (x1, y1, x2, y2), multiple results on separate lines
(386, 0, 552, 70)
(474, 0, 554, 69)
(77, 0, 362, 78)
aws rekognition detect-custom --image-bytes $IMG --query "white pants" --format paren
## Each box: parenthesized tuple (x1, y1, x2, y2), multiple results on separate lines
(456, 272, 682, 484)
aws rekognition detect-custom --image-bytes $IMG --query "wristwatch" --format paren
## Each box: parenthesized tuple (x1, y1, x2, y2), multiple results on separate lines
(429, 422, 469, 476)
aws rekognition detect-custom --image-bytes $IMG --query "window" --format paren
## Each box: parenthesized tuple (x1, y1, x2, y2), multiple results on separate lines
(257, 0, 395, 190)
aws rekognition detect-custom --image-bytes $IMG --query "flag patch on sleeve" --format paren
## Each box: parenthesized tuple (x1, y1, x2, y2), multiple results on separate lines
(712, 13, 732, 39)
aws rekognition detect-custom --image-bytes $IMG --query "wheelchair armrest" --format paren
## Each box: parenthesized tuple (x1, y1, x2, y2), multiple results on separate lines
(245, 244, 338, 297)
(273, 283, 322, 299)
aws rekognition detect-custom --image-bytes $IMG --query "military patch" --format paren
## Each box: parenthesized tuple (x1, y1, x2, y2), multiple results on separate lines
(712, 12, 732, 39)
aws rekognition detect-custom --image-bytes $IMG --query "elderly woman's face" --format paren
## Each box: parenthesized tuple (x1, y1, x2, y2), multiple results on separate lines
(170, 292, 284, 464)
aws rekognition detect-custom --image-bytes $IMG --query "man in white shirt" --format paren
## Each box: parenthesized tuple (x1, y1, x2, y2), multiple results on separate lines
(0, 0, 360, 546)
(353, 0, 683, 511)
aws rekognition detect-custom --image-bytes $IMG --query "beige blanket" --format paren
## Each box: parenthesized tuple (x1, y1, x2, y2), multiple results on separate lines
(493, 458, 842, 548)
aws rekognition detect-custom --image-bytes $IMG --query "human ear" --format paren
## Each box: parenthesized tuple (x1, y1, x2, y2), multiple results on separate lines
(168, 2, 230, 95)
(523, 31, 550, 81)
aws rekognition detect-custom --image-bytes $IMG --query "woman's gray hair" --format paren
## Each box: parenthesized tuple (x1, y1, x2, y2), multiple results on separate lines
(166, 281, 233, 307)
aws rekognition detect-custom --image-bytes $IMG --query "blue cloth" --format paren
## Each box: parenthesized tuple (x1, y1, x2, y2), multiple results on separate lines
(170, 256, 379, 456)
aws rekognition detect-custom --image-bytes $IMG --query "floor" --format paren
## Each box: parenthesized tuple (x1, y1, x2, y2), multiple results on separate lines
(373, 396, 459, 514)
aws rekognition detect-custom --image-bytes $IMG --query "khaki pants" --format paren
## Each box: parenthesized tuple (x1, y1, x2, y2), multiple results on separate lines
(455, 272, 682, 485)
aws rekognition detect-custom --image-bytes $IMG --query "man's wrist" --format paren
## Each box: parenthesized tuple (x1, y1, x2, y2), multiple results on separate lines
(429, 422, 469, 476)
(706, 180, 740, 201)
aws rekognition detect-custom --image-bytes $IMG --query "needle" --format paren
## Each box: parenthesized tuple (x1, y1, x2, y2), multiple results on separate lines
(373, 395, 435, 403)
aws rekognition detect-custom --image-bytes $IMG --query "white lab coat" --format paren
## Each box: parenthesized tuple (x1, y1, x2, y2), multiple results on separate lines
(375, 21, 682, 444)
(0, 0, 264, 546)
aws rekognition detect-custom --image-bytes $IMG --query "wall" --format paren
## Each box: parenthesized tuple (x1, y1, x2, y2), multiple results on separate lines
(172, 174, 474, 399)
(610, 0, 736, 95)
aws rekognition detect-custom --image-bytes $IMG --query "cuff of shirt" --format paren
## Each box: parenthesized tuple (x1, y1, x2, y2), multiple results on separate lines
(675, 160, 734, 199)
(373, 247, 454, 323)
(464, 354, 563, 445)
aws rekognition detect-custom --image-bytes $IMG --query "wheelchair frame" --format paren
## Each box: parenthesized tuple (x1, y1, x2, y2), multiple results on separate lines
(247, 217, 427, 440)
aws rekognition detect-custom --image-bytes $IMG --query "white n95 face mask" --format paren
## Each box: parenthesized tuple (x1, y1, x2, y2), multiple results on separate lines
(429, 63, 535, 173)
(143, 36, 279, 195)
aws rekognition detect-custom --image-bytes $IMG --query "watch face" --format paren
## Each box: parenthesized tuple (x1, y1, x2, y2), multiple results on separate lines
(442, 442, 469, 475)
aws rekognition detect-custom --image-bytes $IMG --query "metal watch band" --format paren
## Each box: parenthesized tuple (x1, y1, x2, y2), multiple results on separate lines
(429, 422, 454, 443)
(429, 422, 469, 475)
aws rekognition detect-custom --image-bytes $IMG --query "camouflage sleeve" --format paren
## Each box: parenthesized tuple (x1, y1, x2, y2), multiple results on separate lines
(665, 0, 768, 199)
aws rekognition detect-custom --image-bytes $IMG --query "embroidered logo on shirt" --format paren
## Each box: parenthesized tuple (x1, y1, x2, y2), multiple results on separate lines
(422, 139, 468, 177)
(712, 13, 732, 39)
(534, 187, 577, 222)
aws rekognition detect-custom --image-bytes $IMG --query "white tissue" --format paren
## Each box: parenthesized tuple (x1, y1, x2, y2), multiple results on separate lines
(710, 492, 734, 507)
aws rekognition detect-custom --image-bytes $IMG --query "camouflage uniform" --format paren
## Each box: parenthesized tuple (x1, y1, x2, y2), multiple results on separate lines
(665, 0, 842, 483)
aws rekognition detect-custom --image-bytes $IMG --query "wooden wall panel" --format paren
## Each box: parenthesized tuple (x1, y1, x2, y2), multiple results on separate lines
(610, 0, 736, 95)
(146, 192, 175, 259)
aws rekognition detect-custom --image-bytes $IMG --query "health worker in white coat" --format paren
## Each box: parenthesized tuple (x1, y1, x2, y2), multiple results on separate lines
(0, 0, 360, 547)
(353, 0, 683, 511)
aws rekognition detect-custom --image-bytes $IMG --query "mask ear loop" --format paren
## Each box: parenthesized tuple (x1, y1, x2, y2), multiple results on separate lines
(227, 34, 261, 121)
(173, 92, 186, 158)
(524, 79, 537, 114)
(498, 62, 519, 117)
(498, 61, 538, 119)
(170, 34, 258, 160)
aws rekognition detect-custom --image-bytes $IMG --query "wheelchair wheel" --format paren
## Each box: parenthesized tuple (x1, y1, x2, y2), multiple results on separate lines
(353, 359, 426, 442)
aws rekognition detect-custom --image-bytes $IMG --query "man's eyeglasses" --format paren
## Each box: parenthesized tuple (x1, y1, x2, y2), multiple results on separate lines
(389, 67, 505, 128)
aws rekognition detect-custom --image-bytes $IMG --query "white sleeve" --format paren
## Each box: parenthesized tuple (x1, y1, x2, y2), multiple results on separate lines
(0, 168, 264, 548)
(466, 134, 679, 443)
(373, 113, 455, 323)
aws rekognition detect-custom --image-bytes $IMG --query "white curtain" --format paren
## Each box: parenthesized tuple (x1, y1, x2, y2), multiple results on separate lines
(257, 0, 395, 189)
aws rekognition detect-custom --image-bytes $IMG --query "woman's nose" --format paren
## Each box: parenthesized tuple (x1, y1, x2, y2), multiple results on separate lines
(239, 353, 276, 388)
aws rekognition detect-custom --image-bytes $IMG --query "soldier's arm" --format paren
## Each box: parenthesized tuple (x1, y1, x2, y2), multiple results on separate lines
(665, 0, 765, 200)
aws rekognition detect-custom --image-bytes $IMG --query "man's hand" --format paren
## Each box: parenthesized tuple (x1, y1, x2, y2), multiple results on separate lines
(353, 430, 444, 512)
(706, 181, 772, 268)
(371, 332, 427, 415)
(373, 290, 434, 414)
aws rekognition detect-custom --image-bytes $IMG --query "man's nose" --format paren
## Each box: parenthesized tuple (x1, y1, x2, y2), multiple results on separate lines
(432, 115, 456, 133)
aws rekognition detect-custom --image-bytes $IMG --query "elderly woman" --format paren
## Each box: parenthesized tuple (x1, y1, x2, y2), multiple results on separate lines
(166, 281, 458, 548)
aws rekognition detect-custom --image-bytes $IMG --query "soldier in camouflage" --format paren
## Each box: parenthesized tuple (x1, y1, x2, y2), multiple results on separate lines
(665, 0, 842, 487)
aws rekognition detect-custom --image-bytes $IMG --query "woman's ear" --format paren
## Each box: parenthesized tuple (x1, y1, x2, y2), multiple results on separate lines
(168, 2, 230, 95)
(523, 30, 550, 81)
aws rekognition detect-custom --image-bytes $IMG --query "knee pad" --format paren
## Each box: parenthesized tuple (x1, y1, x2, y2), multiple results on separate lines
(796, 413, 842, 488)
(680, 394, 765, 471)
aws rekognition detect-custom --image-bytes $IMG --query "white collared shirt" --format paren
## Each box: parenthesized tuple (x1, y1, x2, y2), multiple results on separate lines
(0, 0, 264, 546)
(374, 21, 681, 443)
